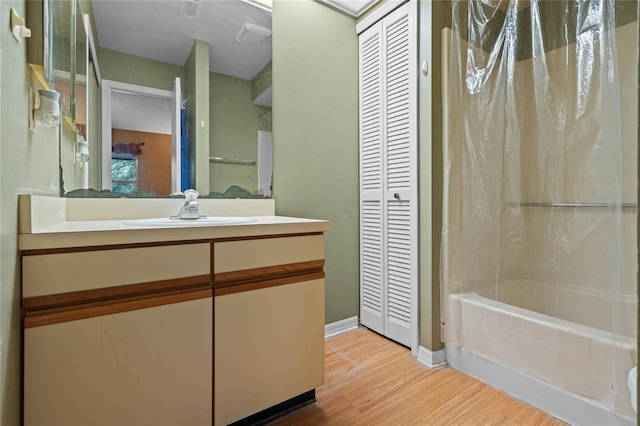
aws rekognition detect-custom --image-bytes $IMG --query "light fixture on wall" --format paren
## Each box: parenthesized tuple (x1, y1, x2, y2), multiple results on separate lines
(75, 133, 90, 164)
(29, 88, 61, 132)
(10, 8, 31, 42)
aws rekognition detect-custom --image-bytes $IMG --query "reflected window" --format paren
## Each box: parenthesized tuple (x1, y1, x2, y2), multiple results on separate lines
(112, 158, 138, 194)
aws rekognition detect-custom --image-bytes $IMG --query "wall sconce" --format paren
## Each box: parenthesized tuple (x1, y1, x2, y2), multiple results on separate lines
(75, 134, 90, 164)
(29, 88, 61, 131)
(10, 8, 31, 42)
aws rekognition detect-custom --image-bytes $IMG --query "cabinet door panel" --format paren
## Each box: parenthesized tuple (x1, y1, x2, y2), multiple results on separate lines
(214, 279, 325, 425)
(214, 235, 324, 273)
(23, 243, 210, 297)
(24, 297, 213, 426)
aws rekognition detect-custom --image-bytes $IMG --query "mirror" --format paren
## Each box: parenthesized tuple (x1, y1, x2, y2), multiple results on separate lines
(49, 0, 72, 117)
(73, 4, 87, 139)
(48, 0, 87, 137)
(48, 0, 98, 192)
(55, 0, 273, 198)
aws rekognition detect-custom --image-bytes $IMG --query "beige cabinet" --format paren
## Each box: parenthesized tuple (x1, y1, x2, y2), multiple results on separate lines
(213, 235, 326, 425)
(22, 232, 327, 426)
(22, 243, 213, 426)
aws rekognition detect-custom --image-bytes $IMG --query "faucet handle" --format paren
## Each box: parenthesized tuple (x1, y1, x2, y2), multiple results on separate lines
(184, 189, 199, 202)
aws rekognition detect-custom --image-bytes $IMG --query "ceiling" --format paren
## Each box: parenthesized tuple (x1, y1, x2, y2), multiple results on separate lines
(91, 0, 273, 80)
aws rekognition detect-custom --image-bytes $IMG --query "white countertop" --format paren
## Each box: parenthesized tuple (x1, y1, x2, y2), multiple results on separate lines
(18, 195, 330, 251)
(19, 216, 330, 251)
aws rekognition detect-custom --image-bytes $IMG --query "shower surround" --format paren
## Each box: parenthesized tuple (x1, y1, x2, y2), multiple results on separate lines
(441, 1, 637, 423)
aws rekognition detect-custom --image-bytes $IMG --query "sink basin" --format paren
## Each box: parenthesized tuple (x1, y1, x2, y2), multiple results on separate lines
(124, 217, 258, 227)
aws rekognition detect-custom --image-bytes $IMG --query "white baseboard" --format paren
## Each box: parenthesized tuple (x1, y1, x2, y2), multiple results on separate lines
(325, 316, 359, 339)
(445, 343, 636, 426)
(417, 346, 447, 369)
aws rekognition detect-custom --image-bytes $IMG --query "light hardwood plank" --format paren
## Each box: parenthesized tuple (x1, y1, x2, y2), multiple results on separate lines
(272, 328, 566, 426)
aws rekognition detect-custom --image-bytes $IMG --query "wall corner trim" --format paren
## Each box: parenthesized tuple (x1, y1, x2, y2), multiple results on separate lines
(325, 316, 359, 339)
(417, 345, 447, 369)
(356, 0, 408, 35)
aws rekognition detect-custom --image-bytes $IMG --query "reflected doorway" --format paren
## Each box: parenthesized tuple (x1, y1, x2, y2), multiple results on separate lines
(101, 79, 182, 195)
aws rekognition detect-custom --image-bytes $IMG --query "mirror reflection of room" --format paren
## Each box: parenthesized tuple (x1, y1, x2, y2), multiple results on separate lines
(57, 0, 274, 198)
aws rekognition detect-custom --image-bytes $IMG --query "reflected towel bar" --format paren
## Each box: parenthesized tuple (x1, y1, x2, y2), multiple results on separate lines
(209, 156, 256, 165)
(510, 202, 637, 210)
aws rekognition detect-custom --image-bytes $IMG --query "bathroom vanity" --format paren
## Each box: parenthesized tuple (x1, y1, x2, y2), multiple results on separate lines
(19, 195, 329, 426)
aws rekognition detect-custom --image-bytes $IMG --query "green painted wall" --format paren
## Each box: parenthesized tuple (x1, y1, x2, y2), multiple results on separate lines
(209, 72, 270, 194)
(251, 61, 272, 103)
(185, 40, 209, 193)
(1, 1, 62, 424)
(98, 47, 184, 92)
(273, 0, 359, 324)
(271, 0, 452, 348)
(87, 60, 101, 190)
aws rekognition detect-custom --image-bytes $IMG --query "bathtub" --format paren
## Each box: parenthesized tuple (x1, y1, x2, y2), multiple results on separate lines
(445, 292, 637, 425)
(480, 278, 637, 339)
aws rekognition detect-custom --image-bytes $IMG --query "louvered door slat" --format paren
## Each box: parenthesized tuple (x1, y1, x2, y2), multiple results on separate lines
(385, 201, 413, 328)
(361, 200, 383, 330)
(385, 11, 412, 197)
(359, 21, 384, 334)
(360, 25, 382, 194)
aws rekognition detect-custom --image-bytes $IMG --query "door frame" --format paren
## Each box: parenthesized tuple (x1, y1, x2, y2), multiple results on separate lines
(101, 80, 180, 192)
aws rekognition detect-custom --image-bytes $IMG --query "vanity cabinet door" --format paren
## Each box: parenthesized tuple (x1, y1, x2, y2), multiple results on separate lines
(213, 235, 326, 425)
(24, 295, 212, 426)
(214, 279, 324, 426)
(213, 234, 325, 274)
(22, 242, 213, 426)
(22, 243, 210, 298)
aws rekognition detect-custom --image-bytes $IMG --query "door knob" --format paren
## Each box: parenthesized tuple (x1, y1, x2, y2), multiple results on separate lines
(393, 193, 400, 200)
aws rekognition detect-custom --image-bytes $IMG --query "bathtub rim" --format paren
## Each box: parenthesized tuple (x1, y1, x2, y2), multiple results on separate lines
(444, 292, 637, 421)
(445, 343, 636, 426)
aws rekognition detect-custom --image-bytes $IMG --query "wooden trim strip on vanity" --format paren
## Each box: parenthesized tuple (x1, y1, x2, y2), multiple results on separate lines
(23, 275, 212, 312)
(24, 287, 212, 328)
(214, 260, 325, 296)
(23, 275, 212, 328)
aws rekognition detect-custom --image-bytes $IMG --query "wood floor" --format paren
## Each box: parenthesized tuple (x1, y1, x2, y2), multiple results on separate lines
(271, 328, 566, 426)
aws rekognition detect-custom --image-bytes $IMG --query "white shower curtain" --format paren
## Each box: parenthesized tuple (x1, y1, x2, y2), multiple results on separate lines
(441, 0, 636, 416)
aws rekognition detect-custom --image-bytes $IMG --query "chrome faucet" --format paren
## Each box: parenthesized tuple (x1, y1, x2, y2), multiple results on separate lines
(171, 189, 206, 220)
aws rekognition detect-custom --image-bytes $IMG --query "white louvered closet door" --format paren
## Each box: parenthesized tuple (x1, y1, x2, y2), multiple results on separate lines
(359, 1, 417, 349)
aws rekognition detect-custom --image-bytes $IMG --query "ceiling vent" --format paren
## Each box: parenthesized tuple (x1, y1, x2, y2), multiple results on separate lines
(180, 0, 202, 19)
